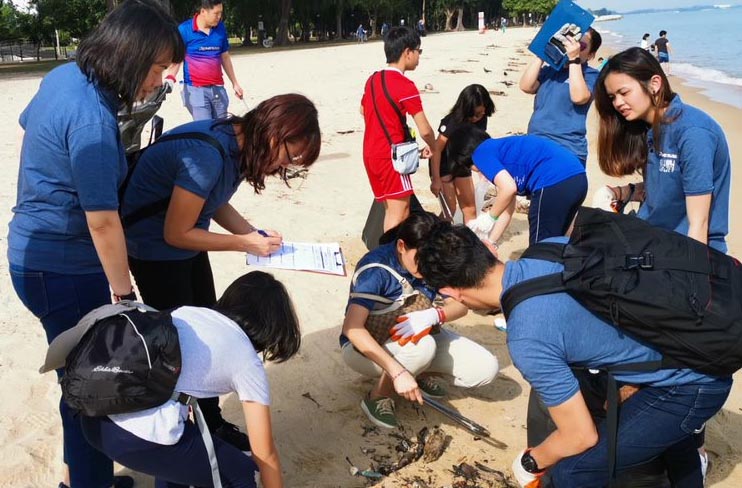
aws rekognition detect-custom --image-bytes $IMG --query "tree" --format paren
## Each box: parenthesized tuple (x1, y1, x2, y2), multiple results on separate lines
(275, 0, 291, 45)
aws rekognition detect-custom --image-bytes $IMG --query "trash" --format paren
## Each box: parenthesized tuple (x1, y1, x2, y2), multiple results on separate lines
(439, 69, 472, 74)
(301, 391, 320, 407)
(422, 427, 450, 463)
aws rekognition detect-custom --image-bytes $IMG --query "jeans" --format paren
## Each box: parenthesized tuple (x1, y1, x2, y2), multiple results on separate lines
(549, 377, 731, 488)
(10, 264, 114, 488)
(81, 416, 258, 488)
(182, 84, 230, 120)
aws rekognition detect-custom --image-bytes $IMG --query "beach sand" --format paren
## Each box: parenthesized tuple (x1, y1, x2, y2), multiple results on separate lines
(0, 26, 740, 487)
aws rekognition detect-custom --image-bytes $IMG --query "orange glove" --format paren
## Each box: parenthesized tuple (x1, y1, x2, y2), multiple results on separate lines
(389, 308, 440, 346)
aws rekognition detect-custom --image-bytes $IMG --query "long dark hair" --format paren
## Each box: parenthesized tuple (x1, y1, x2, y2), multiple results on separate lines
(215, 271, 301, 363)
(77, 0, 184, 111)
(447, 84, 495, 124)
(445, 125, 490, 177)
(216, 94, 321, 193)
(594, 47, 676, 177)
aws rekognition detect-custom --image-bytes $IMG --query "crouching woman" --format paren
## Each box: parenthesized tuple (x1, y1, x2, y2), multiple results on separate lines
(80, 271, 300, 488)
(341, 212, 498, 429)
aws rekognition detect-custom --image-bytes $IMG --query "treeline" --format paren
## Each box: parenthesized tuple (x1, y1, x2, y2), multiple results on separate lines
(1, 0, 562, 49)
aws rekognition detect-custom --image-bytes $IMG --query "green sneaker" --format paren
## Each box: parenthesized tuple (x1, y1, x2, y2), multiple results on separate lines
(361, 395, 397, 429)
(418, 376, 447, 399)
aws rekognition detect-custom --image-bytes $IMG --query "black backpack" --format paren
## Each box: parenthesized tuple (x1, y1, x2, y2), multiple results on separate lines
(501, 206, 742, 377)
(61, 307, 184, 417)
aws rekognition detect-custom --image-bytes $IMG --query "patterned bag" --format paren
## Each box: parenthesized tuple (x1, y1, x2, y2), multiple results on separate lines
(350, 263, 440, 344)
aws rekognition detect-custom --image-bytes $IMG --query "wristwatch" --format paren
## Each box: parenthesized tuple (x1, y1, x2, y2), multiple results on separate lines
(568, 57, 581, 65)
(521, 449, 545, 474)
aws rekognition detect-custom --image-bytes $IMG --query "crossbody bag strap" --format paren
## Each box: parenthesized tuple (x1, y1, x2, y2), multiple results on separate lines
(121, 132, 227, 228)
(369, 72, 393, 145)
(349, 262, 418, 312)
(380, 70, 413, 142)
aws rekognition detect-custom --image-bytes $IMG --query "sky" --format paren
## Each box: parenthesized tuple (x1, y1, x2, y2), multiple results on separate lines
(579, 0, 742, 12)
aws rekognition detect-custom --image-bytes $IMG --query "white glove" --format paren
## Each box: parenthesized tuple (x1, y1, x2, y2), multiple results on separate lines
(390, 308, 440, 346)
(553, 23, 582, 44)
(467, 212, 496, 239)
(592, 185, 617, 212)
(512, 449, 544, 487)
(164, 76, 176, 94)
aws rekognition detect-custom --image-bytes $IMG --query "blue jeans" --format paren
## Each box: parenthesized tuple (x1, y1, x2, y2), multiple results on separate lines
(550, 378, 731, 488)
(81, 416, 258, 488)
(10, 264, 114, 488)
(182, 84, 230, 120)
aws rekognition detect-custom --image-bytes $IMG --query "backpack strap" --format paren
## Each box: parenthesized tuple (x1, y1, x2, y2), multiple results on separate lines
(520, 242, 566, 263)
(120, 132, 228, 228)
(500, 273, 566, 320)
(349, 262, 418, 314)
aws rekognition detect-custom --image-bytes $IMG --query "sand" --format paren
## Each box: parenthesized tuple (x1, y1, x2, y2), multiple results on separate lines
(0, 26, 741, 487)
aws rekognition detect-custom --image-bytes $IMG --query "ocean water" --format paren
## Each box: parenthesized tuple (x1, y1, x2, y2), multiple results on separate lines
(595, 5, 742, 108)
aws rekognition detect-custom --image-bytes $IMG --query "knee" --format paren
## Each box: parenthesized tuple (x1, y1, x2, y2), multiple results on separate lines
(398, 335, 437, 374)
(459, 353, 499, 388)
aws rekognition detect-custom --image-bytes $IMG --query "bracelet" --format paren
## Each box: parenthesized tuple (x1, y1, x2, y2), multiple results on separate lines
(114, 288, 137, 301)
(435, 307, 447, 324)
(488, 212, 499, 222)
(391, 369, 408, 381)
(165, 74, 176, 83)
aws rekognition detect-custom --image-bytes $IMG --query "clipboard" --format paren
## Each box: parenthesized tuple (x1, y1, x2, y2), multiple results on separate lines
(246, 241, 346, 276)
(528, 0, 594, 70)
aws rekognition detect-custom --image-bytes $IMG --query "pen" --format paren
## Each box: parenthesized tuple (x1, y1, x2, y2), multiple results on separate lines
(257, 229, 269, 237)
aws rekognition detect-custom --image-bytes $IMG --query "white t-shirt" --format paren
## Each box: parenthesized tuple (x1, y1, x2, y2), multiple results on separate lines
(109, 306, 270, 444)
(641, 39, 650, 50)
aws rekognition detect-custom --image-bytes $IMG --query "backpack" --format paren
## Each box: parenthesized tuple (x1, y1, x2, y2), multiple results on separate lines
(500, 207, 742, 482)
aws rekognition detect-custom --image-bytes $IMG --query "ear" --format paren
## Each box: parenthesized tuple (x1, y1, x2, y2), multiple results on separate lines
(396, 239, 406, 254)
(439, 286, 461, 300)
(648, 74, 663, 95)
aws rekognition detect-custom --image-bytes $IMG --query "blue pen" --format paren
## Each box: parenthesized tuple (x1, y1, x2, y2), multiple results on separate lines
(257, 229, 269, 237)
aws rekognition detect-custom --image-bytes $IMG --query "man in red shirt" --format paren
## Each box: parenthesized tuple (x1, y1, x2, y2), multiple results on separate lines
(360, 26, 436, 231)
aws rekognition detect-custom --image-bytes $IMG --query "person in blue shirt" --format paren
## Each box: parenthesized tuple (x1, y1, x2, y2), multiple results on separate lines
(340, 212, 498, 429)
(165, 0, 244, 120)
(120, 93, 320, 449)
(7, 2, 184, 487)
(520, 27, 602, 166)
(595, 47, 731, 254)
(416, 224, 732, 488)
(445, 126, 587, 248)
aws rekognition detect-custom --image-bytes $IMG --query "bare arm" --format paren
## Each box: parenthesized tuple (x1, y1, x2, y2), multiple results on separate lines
(520, 56, 544, 94)
(86, 210, 133, 297)
(564, 37, 592, 105)
(530, 391, 599, 469)
(212, 203, 255, 235)
(486, 170, 518, 243)
(166, 62, 181, 79)
(685, 194, 711, 245)
(429, 133, 448, 196)
(412, 111, 437, 156)
(343, 304, 408, 379)
(242, 401, 283, 488)
(163, 186, 281, 256)
(440, 297, 468, 321)
(220, 52, 243, 99)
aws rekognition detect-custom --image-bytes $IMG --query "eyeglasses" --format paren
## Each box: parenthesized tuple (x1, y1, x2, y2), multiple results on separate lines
(579, 41, 588, 51)
(278, 141, 305, 184)
(413, 48, 423, 55)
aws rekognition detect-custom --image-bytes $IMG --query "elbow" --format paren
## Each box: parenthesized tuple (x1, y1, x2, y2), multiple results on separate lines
(576, 427, 599, 452)
(572, 93, 592, 105)
(520, 84, 537, 95)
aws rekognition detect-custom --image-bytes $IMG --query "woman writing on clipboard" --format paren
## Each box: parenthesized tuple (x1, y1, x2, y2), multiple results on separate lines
(119, 93, 320, 449)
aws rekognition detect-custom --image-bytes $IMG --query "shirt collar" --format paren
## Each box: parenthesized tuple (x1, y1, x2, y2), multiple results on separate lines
(191, 14, 200, 32)
(664, 94, 683, 118)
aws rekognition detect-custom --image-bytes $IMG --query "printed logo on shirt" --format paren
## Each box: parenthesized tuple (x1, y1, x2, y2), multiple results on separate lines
(198, 46, 221, 52)
(93, 365, 134, 374)
(659, 152, 678, 173)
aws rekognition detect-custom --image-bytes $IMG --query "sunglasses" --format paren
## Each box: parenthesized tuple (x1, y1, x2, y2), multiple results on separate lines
(277, 141, 305, 184)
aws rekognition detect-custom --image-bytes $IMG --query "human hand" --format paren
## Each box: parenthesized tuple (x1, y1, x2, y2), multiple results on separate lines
(392, 370, 423, 404)
(242, 229, 282, 256)
(591, 185, 618, 212)
(420, 146, 433, 159)
(563, 35, 581, 61)
(430, 178, 442, 197)
(390, 308, 439, 346)
(511, 450, 544, 488)
(164, 75, 176, 94)
(467, 212, 496, 239)
(233, 82, 244, 100)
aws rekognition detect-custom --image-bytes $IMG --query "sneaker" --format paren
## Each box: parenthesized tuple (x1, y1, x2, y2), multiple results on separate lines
(418, 376, 447, 399)
(494, 316, 507, 332)
(699, 450, 709, 485)
(213, 421, 251, 452)
(361, 395, 397, 429)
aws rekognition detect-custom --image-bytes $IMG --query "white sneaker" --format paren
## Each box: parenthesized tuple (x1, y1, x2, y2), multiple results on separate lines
(699, 450, 709, 485)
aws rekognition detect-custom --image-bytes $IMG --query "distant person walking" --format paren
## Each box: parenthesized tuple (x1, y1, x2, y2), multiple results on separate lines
(167, 0, 244, 120)
(652, 30, 673, 74)
(641, 32, 651, 50)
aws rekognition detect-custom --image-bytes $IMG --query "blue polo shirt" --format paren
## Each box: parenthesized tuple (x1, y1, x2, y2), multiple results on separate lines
(638, 96, 730, 253)
(121, 120, 241, 261)
(180, 15, 230, 87)
(8, 62, 127, 274)
(472, 135, 585, 195)
(527, 64, 599, 163)
(504, 238, 727, 408)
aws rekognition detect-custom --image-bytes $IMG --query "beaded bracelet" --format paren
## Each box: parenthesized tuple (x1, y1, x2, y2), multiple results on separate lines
(391, 369, 408, 381)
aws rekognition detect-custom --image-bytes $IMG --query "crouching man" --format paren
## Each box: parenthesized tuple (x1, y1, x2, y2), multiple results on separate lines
(415, 224, 732, 488)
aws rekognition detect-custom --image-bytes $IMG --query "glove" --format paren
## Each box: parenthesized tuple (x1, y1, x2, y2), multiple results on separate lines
(591, 185, 617, 212)
(552, 23, 582, 44)
(512, 449, 545, 488)
(164, 75, 176, 94)
(390, 308, 440, 346)
(467, 212, 496, 239)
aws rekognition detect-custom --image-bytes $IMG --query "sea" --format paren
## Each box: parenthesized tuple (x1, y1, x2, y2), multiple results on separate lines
(595, 5, 742, 109)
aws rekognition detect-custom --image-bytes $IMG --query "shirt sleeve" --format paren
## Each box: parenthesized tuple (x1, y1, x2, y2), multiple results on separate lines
(174, 145, 224, 199)
(232, 353, 271, 405)
(472, 145, 505, 183)
(348, 266, 401, 310)
(537, 65, 554, 84)
(69, 122, 125, 211)
(398, 79, 423, 116)
(583, 68, 600, 92)
(220, 24, 230, 53)
(677, 127, 717, 196)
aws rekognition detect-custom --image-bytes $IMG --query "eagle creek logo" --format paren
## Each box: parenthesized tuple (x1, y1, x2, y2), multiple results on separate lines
(659, 152, 678, 173)
(93, 365, 134, 374)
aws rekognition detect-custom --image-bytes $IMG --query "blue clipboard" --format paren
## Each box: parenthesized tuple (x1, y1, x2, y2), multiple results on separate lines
(528, 0, 594, 70)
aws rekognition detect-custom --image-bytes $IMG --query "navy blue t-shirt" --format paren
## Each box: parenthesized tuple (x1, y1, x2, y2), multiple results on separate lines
(122, 120, 241, 261)
(638, 95, 730, 253)
(8, 63, 127, 274)
(527, 64, 599, 163)
(504, 237, 728, 408)
(472, 135, 585, 195)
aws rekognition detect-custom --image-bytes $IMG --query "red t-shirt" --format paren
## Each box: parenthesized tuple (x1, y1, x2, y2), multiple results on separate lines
(361, 69, 423, 160)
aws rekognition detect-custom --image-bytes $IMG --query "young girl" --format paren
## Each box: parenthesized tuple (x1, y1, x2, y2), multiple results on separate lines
(595, 47, 730, 254)
(341, 212, 498, 428)
(81, 271, 300, 488)
(429, 84, 495, 223)
(446, 126, 587, 248)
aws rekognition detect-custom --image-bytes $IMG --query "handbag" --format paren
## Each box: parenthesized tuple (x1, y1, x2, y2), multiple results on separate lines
(370, 71, 420, 175)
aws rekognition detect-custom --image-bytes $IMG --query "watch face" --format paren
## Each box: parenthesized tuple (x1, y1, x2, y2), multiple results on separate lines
(522, 452, 540, 473)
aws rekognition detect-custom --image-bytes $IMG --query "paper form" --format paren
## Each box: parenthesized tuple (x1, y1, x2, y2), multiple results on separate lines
(246, 242, 346, 276)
